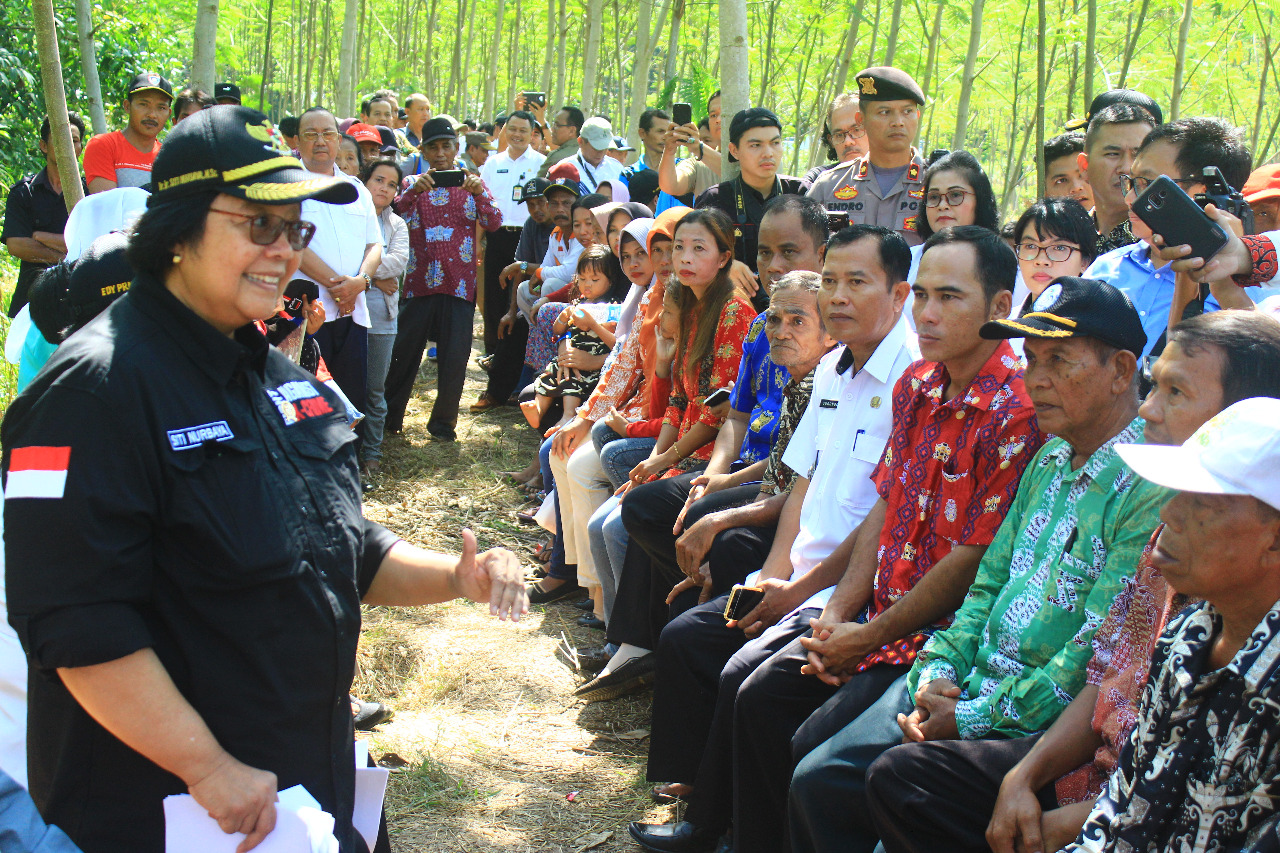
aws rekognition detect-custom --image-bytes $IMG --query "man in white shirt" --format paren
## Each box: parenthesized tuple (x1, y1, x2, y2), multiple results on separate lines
(294, 106, 383, 434)
(575, 117, 626, 196)
(479, 109, 546, 354)
(628, 225, 920, 853)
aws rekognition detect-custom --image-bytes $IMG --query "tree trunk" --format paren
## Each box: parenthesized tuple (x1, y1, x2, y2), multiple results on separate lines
(192, 0, 219, 93)
(626, 0, 672, 148)
(541, 0, 555, 92)
(581, 0, 604, 112)
(919, 0, 943, 106)
(33, 0, 84, 212)
(335, 0, 357, 115)
(757, 0, 777, 104)
(663, 0, 683, 89)
(1169, 0, 1194, 119)
(483, 0, 507, 120)
(461, 0, 477, 116)
(718, 0, 749, 176)
(831, 0, 866, 98)
(555, 0, 568, 109)
(1083, 0, 1095, 108)
(1035, 0, 1046, 197)
(319, 0, 332, 106)
(259, 0, 276, 110)
(952, 0, 985, 150)
(883, 0, 903, 65)
(1251, 3, 1277, 156)
(73, 0, 107, 134)
(1117, 0, 1149, 87)
(865, 0, 882, 66)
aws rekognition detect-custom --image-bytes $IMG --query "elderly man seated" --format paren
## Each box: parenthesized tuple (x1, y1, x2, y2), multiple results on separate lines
(862, 309, 1280, 853)
(788, 277, 1170, 853)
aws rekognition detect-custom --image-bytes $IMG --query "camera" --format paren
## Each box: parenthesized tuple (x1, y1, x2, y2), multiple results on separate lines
(1194, 166, 1255, 234)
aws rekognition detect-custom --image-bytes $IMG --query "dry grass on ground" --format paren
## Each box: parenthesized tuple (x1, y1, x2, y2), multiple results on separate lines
(356, 329, 677, 851)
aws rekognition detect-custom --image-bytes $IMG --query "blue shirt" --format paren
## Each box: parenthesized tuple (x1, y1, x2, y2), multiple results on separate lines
(1083, 242, 1263, 358)
(621, 159, 686, 214)
(728, 313, 790, 464)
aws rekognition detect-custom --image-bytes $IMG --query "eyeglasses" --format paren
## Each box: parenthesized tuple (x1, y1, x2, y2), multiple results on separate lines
(208, 208, 317, 250)
(1118, 173, 1200, 195)
(829, 127, 866, 144)
(1015, 242, 1081, 262)
(924, 189, 975, 208)
(299, 129, 341, 143)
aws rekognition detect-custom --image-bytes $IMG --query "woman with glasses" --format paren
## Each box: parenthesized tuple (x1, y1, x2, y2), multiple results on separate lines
(1011, 196, 1098, 311)
(1, 107, 526, 853)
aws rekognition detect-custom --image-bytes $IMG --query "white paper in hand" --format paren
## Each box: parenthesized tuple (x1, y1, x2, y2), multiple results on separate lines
(352, 741, 389, 853)
(164, 791, 339, 853)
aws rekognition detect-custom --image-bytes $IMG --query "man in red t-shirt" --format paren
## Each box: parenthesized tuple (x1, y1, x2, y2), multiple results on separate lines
(82, 73, 172, 193)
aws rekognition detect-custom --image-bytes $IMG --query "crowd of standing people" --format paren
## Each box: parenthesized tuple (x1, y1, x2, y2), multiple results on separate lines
(5, 49, 1280, 853)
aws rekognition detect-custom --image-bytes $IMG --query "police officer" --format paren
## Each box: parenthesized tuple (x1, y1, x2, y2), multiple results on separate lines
(807, 66, 928, 245)
(1, 106, 526, 853)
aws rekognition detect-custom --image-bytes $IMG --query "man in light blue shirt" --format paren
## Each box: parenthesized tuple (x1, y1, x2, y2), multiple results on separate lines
(1085, 116, 1259, 358)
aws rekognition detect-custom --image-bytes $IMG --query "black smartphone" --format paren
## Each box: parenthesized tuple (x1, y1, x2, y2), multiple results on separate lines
(431, 169, 467, 188)
(672, 102, 693, 127)
(704, 386, 732, 408)
(1132, 175, 1229, 261)
(723, 585, 765, 622)
(825, 210, 850, 233)
(522, 91, 546, 108)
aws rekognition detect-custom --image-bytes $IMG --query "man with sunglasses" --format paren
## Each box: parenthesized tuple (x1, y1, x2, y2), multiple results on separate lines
(807, 67, 927, 245)
(1085, 117, 1255, 359)
(293, 107, 384, 442)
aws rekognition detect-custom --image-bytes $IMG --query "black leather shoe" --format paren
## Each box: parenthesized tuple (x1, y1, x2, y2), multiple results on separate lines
(351, 697, 393, 731)
(577, 613, 606, 630)
(527, 580, 584, 604)
(574, 653, 655, 703)
(628, 820, 721, 853)
(573, 597, 595, 611)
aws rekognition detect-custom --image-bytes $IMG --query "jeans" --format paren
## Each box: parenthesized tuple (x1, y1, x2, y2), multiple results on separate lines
(363, 332, 396, 462)
(587, 495, 630, 622)
(539, 434, 572, 583)
(596, 422, 658, 490)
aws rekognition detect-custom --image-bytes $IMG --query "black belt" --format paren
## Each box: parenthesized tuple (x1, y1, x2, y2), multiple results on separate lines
(500, 225, 524, 232)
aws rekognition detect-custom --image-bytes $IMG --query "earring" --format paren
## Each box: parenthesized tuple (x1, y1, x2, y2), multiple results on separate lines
(172, 254, 182, 264)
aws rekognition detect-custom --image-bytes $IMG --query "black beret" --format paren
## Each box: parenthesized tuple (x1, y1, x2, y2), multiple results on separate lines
(853, 67, 925, 105)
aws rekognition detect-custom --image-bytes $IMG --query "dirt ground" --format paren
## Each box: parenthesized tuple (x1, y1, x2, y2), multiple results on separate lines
(355, 333, 676, 852)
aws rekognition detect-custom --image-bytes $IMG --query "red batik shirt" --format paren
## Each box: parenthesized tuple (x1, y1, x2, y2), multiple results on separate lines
(854, 342, 1044, 671)
(393, 179, 502, 302)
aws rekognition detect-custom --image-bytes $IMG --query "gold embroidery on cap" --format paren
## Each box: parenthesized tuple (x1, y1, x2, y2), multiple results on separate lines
(1022, 312, 1078, 328)
(858, 76, 878, 96)
(242, 177, 337, 201)
(222, 155, 304, 183)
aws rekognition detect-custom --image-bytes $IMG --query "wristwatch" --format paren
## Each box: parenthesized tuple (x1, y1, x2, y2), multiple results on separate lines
(361, 273, 372, 289)
(697, 141, 705, 161)
(520, 262, 529, 273)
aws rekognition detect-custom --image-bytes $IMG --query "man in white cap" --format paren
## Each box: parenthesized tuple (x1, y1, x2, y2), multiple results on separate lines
(575, 116, 626, 196)
(1055, 396, 1280, 853)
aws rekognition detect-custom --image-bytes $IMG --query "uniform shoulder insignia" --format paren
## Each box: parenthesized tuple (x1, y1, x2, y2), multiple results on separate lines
(903, 216, 918, 230)
(856, 159, 870, 179)
(907, 161, 921, 182)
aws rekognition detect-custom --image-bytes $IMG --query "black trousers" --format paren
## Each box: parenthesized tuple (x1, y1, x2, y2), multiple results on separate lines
(383, 294, 475, 436)
(607, 473, 763, 651)
(731, 640, 908, 853)
(649, 604, 820, 834)
(313, 316, 368, 416)
(865, 734, 1054, 853)
(482, 228, 522, 354)
(484, 314, 530, 403)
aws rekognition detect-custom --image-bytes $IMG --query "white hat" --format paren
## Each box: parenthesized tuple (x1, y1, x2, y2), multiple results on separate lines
(1116, 397, 1280, 512)
(579, 116, 618, 151)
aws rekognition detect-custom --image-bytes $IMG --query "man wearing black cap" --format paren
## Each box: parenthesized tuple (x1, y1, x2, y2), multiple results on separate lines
(83, 72, 173, 193)
(695, 107, 808, 269)
(807, 67, 927, 246)
(1076, 93, 1161, 254)
(383, 116, 502, 441)
(790, 277, 1168, 853)
(213, 82, 241, 105)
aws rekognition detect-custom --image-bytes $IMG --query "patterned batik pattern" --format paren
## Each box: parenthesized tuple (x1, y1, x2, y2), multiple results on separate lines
(393, 178, 501, 301)
(760, 369, 816, 497)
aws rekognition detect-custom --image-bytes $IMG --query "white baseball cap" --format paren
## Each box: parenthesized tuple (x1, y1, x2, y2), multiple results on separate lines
(1116, 397, 1280, 512)
(579, 116, 618, 151)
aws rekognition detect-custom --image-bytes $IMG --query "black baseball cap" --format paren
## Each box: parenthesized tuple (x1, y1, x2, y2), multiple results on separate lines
(544, 177, 581, 199)
(419, 116, 458, 146)
(1065, 89, 1162, 131)
(521, 177, 552, 201)
(728, 107, 783, 162)
(127, 72, 173, 100)
(853, 66, 926, 105)
(214, 82, 242, 103)
(149, 105, 357, 205)
(375, 125, 398, 153)
(980, 276, 1147, 356)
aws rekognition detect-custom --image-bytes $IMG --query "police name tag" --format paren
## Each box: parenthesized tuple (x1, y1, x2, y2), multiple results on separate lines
(819, 399, 839, 409)
(168, 420, 234, 451)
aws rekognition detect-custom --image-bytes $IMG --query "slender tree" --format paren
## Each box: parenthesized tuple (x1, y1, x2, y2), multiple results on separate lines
(483, 0, 507, 120)
(719, 0, 749, 177)
(33, 0, 84, 212)
(1083, 0, 1096, 108)
(883, 0, 903, 64)
(952, 0, 985, 150)
(192, 0, 220, 93)
(1035, 0, 1046, 197)
(74, 0, 107, 134)
(582, 0, 604, 111)
(832, 0, 866, 98)
(336, 0, 358, 115)
(260, 0, 276, 110)
(1170, 0, 1193, 120)
(1117, 0, 1150, 88)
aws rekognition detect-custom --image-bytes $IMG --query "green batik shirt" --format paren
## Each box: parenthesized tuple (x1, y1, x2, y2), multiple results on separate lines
(907, 416, 1169, 740)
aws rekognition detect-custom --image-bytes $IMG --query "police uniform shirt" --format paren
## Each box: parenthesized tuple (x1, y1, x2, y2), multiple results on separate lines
(2, 272, 401, 852)
(479, 146, 546, 226)
(807, 148, 927, 246)
(695, 174, 808, 270)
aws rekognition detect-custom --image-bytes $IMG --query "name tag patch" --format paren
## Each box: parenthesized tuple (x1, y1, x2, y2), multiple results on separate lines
(168, 421, 235, 451)
(819, 399, 839, 409)
(265, 380, 334, 425)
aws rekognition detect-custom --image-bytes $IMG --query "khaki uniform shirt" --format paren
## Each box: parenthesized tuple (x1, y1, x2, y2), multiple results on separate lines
(807, 148, 927, 245)
(537, 139, 579, 178)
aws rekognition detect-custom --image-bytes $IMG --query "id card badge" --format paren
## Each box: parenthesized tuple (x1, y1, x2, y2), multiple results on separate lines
(512, 185, 524, 202)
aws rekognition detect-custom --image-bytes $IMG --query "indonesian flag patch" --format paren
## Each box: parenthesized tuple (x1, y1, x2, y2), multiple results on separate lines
(6, 446, 71, 499)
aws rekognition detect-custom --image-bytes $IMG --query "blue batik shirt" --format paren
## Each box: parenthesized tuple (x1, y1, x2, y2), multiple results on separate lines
(728, 313, 790, 464)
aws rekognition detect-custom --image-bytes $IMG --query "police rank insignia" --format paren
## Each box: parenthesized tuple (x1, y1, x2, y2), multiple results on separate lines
(834, 185, 859, 200)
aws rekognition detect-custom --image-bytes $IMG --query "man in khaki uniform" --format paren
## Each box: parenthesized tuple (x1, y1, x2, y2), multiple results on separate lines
(808, 66, 927, 246)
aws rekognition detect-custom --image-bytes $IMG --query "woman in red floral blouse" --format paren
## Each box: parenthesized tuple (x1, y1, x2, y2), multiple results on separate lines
(624, 209, 757, 486)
